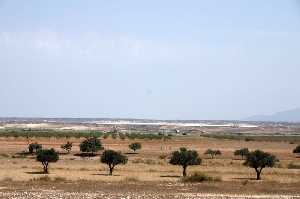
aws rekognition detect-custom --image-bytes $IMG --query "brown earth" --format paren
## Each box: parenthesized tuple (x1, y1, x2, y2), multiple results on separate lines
(0, 136, 299, 198)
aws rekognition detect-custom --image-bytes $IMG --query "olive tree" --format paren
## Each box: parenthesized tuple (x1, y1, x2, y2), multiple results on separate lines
(293, 145, 300, 155)
(28, 142, 42, 154)
(169, 147, 202, 177)
(36, 148, 59, 173)
(234, 148, 249, 159)
(100, 150, 128, 175)
(80, 137, 103, 154)
(61, 141, 73, 154)
(244, 150, 278, 180)
(129, 142, 142, 153)
(204, 149, 221, 159)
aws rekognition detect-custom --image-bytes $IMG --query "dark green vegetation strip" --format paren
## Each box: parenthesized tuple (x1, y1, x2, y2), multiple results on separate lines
(0, 128, 172, 140)
(201, 134, 300, 142)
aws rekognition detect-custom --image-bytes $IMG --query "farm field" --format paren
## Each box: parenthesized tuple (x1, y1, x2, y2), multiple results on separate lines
(0, 134, 299, 198)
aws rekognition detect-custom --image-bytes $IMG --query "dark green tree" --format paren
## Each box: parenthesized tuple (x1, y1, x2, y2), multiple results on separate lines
(100, 150, 128, 175)
(293, 145, 300, 154)
(169, 147, 202, 177)
(204, 149, 222, 159)
(36, 148, 59, 173)
(129, 142, 142, 153)
(61, 141, 73, 154)
(244, 150, 278, 180)
(234, 148, 249, 159)
(80, 137, 103, 154)
(28, 142, 42, 154)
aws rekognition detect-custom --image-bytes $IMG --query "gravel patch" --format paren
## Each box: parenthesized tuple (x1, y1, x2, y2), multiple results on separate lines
(0, 190, 299, 199)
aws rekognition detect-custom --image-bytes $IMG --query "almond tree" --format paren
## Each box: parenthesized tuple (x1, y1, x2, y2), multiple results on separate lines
(169, 147, 202, 177)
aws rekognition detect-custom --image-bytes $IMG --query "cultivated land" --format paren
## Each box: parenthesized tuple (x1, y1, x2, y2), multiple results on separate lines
(0, 120, 299, 198)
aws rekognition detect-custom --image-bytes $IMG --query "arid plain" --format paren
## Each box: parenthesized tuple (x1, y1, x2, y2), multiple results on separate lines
(0, 120, 299, 198)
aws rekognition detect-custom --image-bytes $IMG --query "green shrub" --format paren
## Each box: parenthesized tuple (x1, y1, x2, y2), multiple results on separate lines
(61, 141, 72, 153)
(28, 143, 42, 154)
(234, 148, 249, 159)
(80, 137, 103, 154)
(129, 142, 142, 153)
(204, 149, 222, 159)
(293, 145, 300, 154)
(181, 172, 221, 183)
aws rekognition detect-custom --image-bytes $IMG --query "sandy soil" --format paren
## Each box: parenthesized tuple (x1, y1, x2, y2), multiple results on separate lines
(0, 136, 299, 198)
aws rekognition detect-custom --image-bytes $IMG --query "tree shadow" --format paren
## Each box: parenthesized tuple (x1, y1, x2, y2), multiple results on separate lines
(92, 173, 121, 176)
(58, 152, 69, 155)
(25, 171, 46, 175)
(232, 177, 257, 181)
(74, 153, 98, 157)
(160, 175, 181, 178)
(124, 152, 138, 155)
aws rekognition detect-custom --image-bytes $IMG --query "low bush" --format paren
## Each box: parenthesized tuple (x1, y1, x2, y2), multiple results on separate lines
(287, 162, 300, 169)
(159, 154, 168, 160)
(122, 176, 139, 182)
(0, 153, 10, 158)
(30, 175, 52, 182)
(52, 177, 67, 182)
(181, 172, 221, 183)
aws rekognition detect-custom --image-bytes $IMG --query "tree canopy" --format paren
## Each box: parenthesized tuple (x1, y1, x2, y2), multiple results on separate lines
(28, 142, 42, 154)
(80, 137, 103, 154)
(244, 150, 278, 180)
(204, 149, 222, 159)
(129, 142, 142, 152)
(101, 150, 128, 175)
(293, 145, 300, 154)
(169, 147, 202, 176)
(234, 148, 249, 159)
(36, 148, 59, 173)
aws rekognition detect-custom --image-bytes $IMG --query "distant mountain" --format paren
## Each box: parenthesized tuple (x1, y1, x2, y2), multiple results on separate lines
(245, 108, 300, 122)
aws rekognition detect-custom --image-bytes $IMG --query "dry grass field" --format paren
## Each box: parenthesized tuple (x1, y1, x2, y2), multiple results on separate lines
(0, 135, 299, 198)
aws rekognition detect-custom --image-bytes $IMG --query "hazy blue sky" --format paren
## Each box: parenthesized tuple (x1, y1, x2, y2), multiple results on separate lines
(0, 0, 300, 120)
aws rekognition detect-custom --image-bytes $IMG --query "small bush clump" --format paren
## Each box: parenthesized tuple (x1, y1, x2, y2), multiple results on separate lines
(181, 172, 221, 183)
(287, 162, 300, 169)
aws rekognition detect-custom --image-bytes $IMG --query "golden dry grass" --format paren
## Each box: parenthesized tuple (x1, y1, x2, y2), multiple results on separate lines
(0, 136, 299, 184)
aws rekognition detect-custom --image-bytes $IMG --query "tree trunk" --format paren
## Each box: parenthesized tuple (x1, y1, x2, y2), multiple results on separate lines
(182, 166, 187, 177)
(43, 162, 49, 174)
(255, 168, 262, 180)
(109, 165, 114, 175)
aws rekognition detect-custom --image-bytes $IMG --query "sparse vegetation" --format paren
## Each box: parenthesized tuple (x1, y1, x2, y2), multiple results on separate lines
(201, 133, 300, 142)
(129, 142, 142, 153)
(0, 128, 104, 138)
(244, 150, 278, 180)
(28, 142, 42, 154)
(234, 148, 249, 159)
(287, 162, 300, 169)
(293, 145, 300, 155)
(204, 149, 222, 159)
(61, 141, 72, 153)
(100, 150, 128, 175)
(36, 148, 59, 173)
(181, 172, 221, 183)
(169, 147, 202, 177)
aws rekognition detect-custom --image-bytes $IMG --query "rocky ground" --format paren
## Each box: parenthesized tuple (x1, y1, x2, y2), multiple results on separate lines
(0, 191, 299, 199)
(0, 181, 299, 199)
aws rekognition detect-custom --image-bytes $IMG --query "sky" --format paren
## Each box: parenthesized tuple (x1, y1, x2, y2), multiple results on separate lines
(0, 0, 300, 120)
